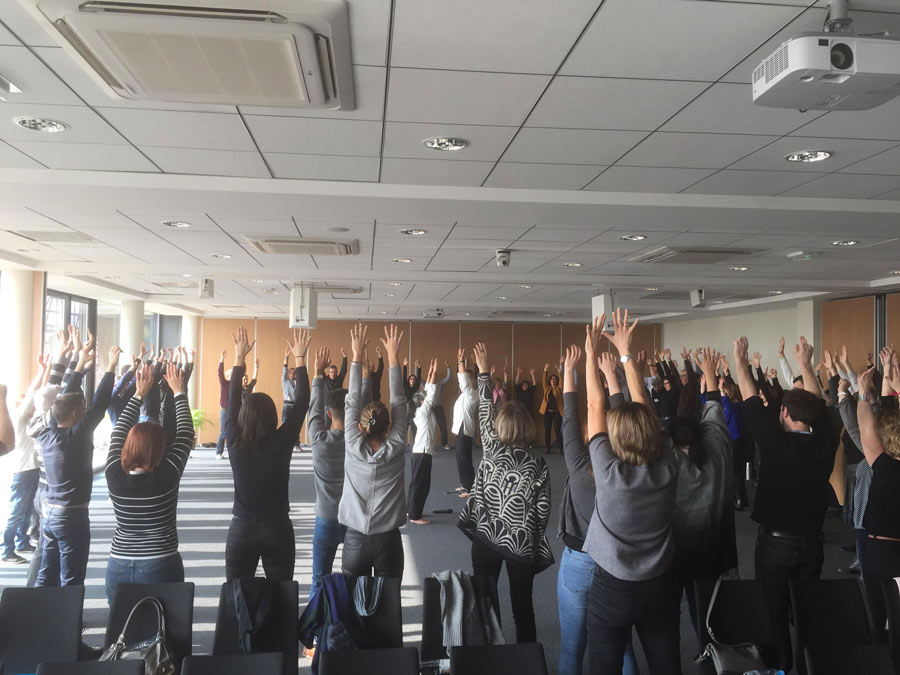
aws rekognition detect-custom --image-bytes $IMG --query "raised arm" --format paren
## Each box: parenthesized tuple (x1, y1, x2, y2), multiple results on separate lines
(283, 329, 313, 435)
(778, 336, 796, 385)
(585, 316, 608, 438)
(732, 337, 758, 403)
(76, 346, 121, 435)
(473, 342, 499, 451)
(378, 324, 408, 444)
(309, 346, 330, 440)
(857, 367, 885, 466)
(602, 308, 647, 409)
(163, 363, 194, 474)
(227, 326, 255, 426)
(795, 336, 823, 399)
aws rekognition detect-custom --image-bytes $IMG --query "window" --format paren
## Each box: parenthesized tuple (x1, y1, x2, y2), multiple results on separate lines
(144, 313, 159, 349)
(96, 301, 121, 374)
(43, 291, 97, 397)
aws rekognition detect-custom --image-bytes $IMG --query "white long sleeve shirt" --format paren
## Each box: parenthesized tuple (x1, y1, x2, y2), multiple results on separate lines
(452, 372, 478, 437)
(412, 384, 437, 455)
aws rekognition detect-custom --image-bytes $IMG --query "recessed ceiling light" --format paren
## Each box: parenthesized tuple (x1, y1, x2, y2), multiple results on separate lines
(768, 290, 783, 295)
(544, 314, 552, 317)
(384, 293, 395, 297)
(393, 258, 412, 263)
(325, 226, 350, 233)
(785, 150, 833, 163)
(618, 234, 647, 242)
(831, 239, 857, 247)
(464, 312, 471, 316)
(263, 288, 279, 295)
(249, 278, 264, 284)
(104, 275, 120, 280)
(892, 271, 900, 275)
(563, 262, 583, 268)
(182, 273, 192, 278)
(519, 285, 532, 289)
(13, 116, 68, 133)
(161, 220, 191, 229)
(496, 296, 508, 300)
(423, 137, 469, 151)
(16, 248, 38, 253)
(556, 311, 568, 316)
(399, 228, 427, 236)
(381, 311, 388, 314)
(211, 253, 232, 259)
(731, 266, 749, 271)
(388, 282, 402, 286)
(645, 287, 659, 292)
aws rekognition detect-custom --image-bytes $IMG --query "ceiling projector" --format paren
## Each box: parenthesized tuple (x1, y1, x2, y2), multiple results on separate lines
(752, 33, 900, 111)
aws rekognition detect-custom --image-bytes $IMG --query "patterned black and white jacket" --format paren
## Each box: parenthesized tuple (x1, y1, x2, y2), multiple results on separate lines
(457, 373, 554, 571)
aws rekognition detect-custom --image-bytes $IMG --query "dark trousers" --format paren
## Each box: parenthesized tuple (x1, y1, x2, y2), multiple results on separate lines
(732, 437, 748, 503)
(544, 411, 562, 450)
(860, 537, 900, 643)
(455, 433, 475, 492)
(216, 407, 227, 456)
(471, 538, 538, 643)
(36, 505, 91, 587)
(755, 530, 824, 672)
(433, 405, 449, 446)
(282, 401, 293, 423)
(225, 515, 295, 581)
(341, 527, 404, 578)
(587, 564, 681, 675)
(407, 453, 433, 520)
(105, 553, 184, 605)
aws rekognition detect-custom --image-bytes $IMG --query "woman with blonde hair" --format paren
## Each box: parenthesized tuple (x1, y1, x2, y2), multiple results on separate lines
(458, 342, 553, 643)
(584, 309, 680, 675)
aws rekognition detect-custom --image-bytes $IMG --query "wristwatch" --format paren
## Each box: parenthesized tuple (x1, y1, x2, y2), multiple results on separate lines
(620, 353, 632, 364)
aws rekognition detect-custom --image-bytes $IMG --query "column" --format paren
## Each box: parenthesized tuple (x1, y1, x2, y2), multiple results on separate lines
(0, 270, 36, 395)
(119, 299, 145, 358)
(796, 299, 821, 358)
(181, 314, 200, 408)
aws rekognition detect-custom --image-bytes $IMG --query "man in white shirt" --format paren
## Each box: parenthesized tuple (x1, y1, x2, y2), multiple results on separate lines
(452, 348, 478, 498)
(408, 359, 439, 525)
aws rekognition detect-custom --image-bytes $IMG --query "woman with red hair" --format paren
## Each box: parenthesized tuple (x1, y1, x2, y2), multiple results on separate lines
(104, 360, 194, 603)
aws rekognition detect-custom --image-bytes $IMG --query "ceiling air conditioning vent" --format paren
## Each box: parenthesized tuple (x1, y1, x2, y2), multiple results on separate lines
(628, 247, 759, 265)
(14, 230, 96, 243)
(246, 237, 358, 256)
(154, 281, 196, 289)
(22, 0, 354, 109)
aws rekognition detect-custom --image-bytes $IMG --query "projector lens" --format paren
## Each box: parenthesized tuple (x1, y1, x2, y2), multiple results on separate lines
(830, 43, 854, 70)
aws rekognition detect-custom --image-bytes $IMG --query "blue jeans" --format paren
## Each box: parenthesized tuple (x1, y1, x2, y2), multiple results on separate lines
(2, 468, 39, 556)
(36, 505, 91, 587)
(105, 553, 185, 605)
(216, 407, 227, 456)
(558, 547, 638, 675)
(310, 516, 346, 599)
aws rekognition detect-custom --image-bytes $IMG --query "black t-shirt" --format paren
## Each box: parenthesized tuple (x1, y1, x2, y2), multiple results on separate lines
(516, 384, 535, 411)
(546, 391, 558, 413)
(864, 453, 900, 539)
(743, 396, 836, 536)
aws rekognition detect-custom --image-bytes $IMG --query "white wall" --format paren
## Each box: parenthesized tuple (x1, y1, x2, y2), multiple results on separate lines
(662, 302, 819, 376)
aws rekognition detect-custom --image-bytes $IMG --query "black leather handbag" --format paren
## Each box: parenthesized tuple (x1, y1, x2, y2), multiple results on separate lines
(99, 596, 176, 675)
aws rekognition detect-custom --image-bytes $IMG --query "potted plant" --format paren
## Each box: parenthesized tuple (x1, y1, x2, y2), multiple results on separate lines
(191, 409, 212, 445)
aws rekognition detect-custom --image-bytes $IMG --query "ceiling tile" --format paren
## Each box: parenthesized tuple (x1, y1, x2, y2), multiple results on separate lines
(526, 77, 708, 131)
(238, 66, 386, 121)
(37, 212, 139, 230)
(729, 137, 898, 172)
(98, 109, 254, 151)
(211, 218, 298, 236)
(484, 162, 605, 190)
(0, 21, 20, 45)
(266, 154, 379, 181)
(0, 3, 56, 47)
(561, 0, 802, 80)
(383, 122, 517, 162)
(837, 145, 900, 175)
(616, 131, 778, 169)
(778, 173, 900, 198)
(0, 103, 127, 144)
(390, 0, 599, 74)
(385, 69, 550, 126)
(586, 166, 715, 193)
(9, 141, 158, 172)
(243, 116, 382, 156)
(126, 214, 220, 232)
(449, 225, 533, 239)
(0, 46, 81, 105)
(380, 158, 494, 186)
(683, 169, 822, 196)
(662, 83, 823, 135)
(521, 228, 597, 243)
(502, 128, 647, 165)
(348, 0, 392, 66)
(139, 147, 269, 177)
(0, 141, 44, 169)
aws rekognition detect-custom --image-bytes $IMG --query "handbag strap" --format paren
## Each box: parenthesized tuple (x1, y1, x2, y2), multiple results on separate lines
(704, 577, 728, 647)
(116, 596, 167, 645)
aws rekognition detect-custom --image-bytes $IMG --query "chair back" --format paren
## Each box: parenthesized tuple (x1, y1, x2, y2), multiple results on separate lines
(449, 643, 548, 675)
(212, 578, 298, 675)
(37, 662, 144, 674)
(807, 644, 895, 675)
(105, 582, 194, 675)
(319, 647, 419, 675)
(0, 586, 84, 674)
(181, 653, 284, 675)
(348, 575, 403, 648)
(422, 574, 501, 661)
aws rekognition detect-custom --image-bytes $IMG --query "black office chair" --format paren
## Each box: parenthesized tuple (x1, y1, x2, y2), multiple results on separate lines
(807, 644, 896, 675)
(422, 575, 502, 661)
(0, 585, 84, 675)
(791, 578, 873, 674)
(319, 647, 419, 675)
(346, 575, 403, 649)
(105, 582, 194, 675)
(37, 662, 144, 675)
(212, 578, 298, 675)
(449, 643, 548, 675)
(694, 578, 780, 673)
(181, 653, 284, 675)
(883, 579, 900, 663)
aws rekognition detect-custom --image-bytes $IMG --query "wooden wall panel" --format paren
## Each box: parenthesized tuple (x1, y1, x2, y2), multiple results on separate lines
(822, 296, 875, 370)
(460, 323, 512, 369)
(512, 323, 562, 419)
(254, 319, 295, 413)
(886, 294, 900, 349)
(410, 321, 460, 419)
(198, 318, 249, 444)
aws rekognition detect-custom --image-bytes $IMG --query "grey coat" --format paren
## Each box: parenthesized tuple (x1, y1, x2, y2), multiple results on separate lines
(309, 376, 346, 521)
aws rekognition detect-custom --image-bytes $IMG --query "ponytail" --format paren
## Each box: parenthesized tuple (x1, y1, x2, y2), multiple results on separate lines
(360, 401, 390, 442)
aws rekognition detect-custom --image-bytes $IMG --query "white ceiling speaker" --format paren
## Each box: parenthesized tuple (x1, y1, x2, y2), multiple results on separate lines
(22, 0, 355, 109)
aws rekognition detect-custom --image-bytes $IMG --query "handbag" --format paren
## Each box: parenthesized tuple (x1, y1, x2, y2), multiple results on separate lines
(695, 577, 766, 675)
(99, 596, 176, 675)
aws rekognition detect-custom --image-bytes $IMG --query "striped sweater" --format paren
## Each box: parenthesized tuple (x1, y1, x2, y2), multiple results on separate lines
(105, 392, 194, 559)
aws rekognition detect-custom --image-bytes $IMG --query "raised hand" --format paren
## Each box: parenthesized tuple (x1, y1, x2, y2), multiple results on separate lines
(457, 348, 465, 364)
(733, 336, 749, 365)
(563, 344, 582, 372)
(602, 308, 638, 357)
(164, 362, 186, 395)
(376, 345, 382, 358)
(779, 336, 785, 357)
(340, 347, 347, 358)
(135, 363, 154, 398)
(403, 357, 409, 367)
(858, 366, 877, 400)
(528, 368, 535, 376)
(585, 313, 605, 356)
(70, 326, 82, 355)
(681, 347, 690, 361)
(699, 347, 718, 389)
(288, 328, 312, 361)
(315, 346, 330, 376)
(794, 336, 814, 367)
(490, 365, 496, 378)
(473, 342, 489, 374)
(350, 323, 369, 363)
(822, 348, 834, 373)
(598, 351, 617, 381)
(839, 344, 849, 368)
(752, 352, 762, 369)
(232, 326, 255, 365)
(637, 349, 646, 365)
(427, 358, 438, 385)
(664, 348, 672, 361)
(106, 346, 123, 373)
(768, 367, 778, 380)
(379, 324, 404, 366)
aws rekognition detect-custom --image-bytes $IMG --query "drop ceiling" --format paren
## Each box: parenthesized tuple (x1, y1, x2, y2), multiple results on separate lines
(0, 0, 899, 321)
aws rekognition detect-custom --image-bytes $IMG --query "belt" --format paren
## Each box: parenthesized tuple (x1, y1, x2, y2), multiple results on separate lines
(760, 527, 810, 539)
(868, 534, 900, 543)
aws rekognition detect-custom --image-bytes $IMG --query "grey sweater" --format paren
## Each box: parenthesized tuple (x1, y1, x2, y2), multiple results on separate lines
(309, 376, 347, 521)
(338, 363, 409, 534)
(585, 430, 679, 581)
(558, 392, 595, 551)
